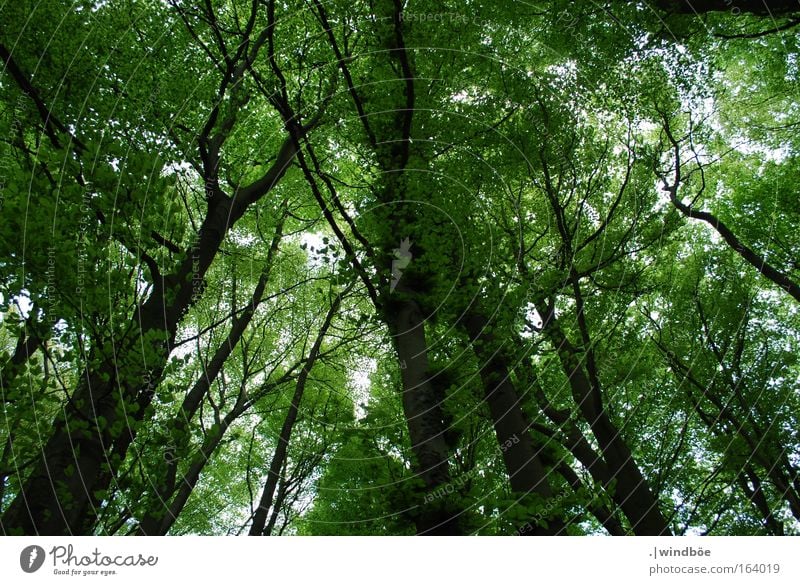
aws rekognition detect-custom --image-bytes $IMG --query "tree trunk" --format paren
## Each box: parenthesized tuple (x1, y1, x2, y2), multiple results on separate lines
(530, 381, 630, 535)
(0, 139, 299, 536)
(463, 312, 565, 535)
(739, 467, 784, 535)
(136, 214, 286, 535)
(388, 297, 461, 535)
(249, 292, 342, 535)
(554, 461, 626, 536)
(264, 461, 289, 536)
(540, 319, 672, 535)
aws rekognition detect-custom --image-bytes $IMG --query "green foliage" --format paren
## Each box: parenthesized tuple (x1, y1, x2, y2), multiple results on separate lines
(2, 0, 799, 537)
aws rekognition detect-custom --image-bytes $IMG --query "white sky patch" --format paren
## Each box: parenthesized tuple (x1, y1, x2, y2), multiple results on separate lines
(730, 140, 790, 163)
(520, 303, 543, 339)
(1, 292, 66, 335)
(135, 270, 152, 300)
(229, 229, 258, 247)
(636, 119, 659, 135)
(163, 161, 194, 175)
(300, 232, 325, 251)
(546, 60, 577, 79)
(296, 232, 342, 270)
(7, 291, 33, 318)
(451, 90, 470, 103)
(349, 356, 376, 420)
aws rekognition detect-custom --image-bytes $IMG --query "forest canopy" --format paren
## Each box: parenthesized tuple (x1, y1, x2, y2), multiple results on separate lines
(1, 0, 799, 536)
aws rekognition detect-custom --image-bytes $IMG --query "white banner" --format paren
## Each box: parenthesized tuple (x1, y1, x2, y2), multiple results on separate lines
(1, 537, 797, 584)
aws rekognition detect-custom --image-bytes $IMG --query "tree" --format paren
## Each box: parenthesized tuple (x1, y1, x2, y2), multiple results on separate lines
(2, 0, 799, 536)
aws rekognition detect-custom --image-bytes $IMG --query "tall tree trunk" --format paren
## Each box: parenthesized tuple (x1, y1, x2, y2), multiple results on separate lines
(0, 139, 300, 536)
(538, 315, 672, 535)
(739, 467, 784, 535)
(249, 292, 343, 535)
(0, 10, 312, 534)
(136, 212, 286, 535)
(271, 0, 461, 535)
(462, 312, 565, 535)
(529, 380, 631, 535)
(387, 296, 461, 535)
(264, 461, 289, 536)
(553, 461, 626, 536)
